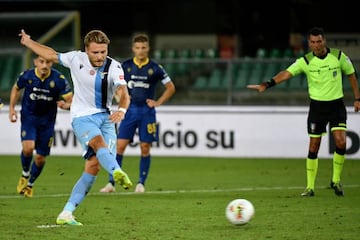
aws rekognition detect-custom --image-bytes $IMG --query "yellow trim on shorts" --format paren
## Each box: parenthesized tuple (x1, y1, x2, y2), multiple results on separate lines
(331, 126, 347, 131)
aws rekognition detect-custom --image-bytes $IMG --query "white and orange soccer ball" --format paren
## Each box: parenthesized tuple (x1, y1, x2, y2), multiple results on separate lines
(225, 198, 255, 225)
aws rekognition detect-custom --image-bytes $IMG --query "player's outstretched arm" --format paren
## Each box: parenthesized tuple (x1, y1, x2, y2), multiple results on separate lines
(18, 29, 59, 63)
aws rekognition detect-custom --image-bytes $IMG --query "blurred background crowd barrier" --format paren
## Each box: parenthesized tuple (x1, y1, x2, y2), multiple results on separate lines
(1, 10, 360, 106)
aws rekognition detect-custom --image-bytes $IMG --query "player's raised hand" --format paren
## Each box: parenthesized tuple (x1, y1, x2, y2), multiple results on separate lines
(18, 29, 31, 46)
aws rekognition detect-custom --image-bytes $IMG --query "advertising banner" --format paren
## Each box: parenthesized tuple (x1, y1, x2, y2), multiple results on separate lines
(1, 105, 359, 159)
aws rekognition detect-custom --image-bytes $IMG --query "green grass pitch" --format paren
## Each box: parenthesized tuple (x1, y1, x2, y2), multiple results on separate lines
(0, 155, 359, 240)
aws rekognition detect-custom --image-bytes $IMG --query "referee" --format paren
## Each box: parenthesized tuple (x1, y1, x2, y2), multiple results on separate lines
(248, 27, 360, 197)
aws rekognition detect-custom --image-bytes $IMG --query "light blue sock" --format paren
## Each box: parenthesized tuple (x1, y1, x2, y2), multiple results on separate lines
(64, 172, 96, 212)
(96, 147, 119, 174)
(109, 154, 124, 185)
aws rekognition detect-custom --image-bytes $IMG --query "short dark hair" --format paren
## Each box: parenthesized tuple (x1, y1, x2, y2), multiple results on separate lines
(308, 27, 325, 37)
(133, 33, 149, 44)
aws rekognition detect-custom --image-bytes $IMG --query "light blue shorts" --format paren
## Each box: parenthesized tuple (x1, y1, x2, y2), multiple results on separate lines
(72, 112, 117, 158)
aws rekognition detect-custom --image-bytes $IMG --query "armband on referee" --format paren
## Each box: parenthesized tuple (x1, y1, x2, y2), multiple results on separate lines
(262, 78, 276, 89)
(118, 107, 127, 114)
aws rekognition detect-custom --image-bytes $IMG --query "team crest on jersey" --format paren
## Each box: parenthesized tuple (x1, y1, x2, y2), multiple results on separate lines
(50, 81, 55, 88)
(127, 67, 131, 73)
(148, 68, 154, 75)
(21, 130, 27, 138)
(119, 74, 124, 80)
(90, 70, 95, 75)
(60, 74, 65, 79)
(28, 79, 32, 84)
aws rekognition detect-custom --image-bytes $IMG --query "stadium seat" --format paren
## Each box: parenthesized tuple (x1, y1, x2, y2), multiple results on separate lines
(191, 48, 206, 71)
(153, 49, 165, 60)
(207, 68, 224, 90)
(255, 48, 268, 58)
(0, 56, 20, 91)
(165, 49, 178, 59)
(206, 48, 219, 58)
(192, 75, 208, 90)
(163, 49, 177, 76)
(247, 61, 265, 85)
(192, 48, 205, 59)
(262, 63, 281, 84)
(282, 48, 294, 58)
(178, 49, 191, 59)
(234, 57, 252, 89)
(163, 63, 177, 77)
(269, 48, 282, 58)
(177, 49, 191, 76)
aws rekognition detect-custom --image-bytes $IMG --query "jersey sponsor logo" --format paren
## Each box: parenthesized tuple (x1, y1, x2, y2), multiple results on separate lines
(130, 74, 147, 80)
(29, 93, 54, 101)
(29, 87, 53, 101)
(90, 70, 95, 75)
(127, 80, 150, 89)
(33, 87, 50, 93)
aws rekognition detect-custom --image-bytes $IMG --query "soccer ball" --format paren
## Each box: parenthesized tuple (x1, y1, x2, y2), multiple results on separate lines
(225, 198, 255, 225)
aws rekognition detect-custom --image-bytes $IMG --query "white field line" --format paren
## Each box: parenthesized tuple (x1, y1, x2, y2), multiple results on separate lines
(1, 184, 359, 199)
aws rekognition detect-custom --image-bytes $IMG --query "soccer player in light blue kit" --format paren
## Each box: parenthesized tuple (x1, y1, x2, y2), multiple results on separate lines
(248, 27, 360, 197)
(19, 29, 132, 225)
(100, 33, 175, 193)
(9, 55, 73, 198)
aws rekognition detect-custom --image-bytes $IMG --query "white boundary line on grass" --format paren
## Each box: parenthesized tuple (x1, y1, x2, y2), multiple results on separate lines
(1, 184, 359, 199)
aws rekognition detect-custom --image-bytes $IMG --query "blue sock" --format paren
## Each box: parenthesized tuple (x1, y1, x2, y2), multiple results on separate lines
(116, 154, 123, 168)
(64, 172, 96, 212)
(96, 147, 119, 174)
(139, 155, 151, 185)
(21, 152, 32, 173)
(109, 154, 123, 185)
(28, 162, 44, 185)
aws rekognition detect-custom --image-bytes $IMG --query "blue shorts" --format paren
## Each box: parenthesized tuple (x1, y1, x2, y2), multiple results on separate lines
(118, 105, 158, 143)
(21, 114, 55, 156)
(72, 112, 117, 158)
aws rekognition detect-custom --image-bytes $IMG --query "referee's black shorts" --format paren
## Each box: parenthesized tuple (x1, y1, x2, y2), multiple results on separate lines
(307, 98, 347, 136)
